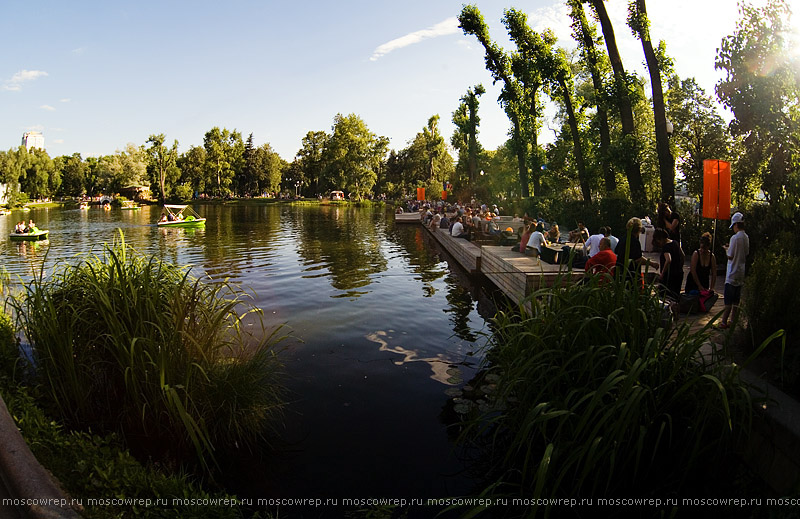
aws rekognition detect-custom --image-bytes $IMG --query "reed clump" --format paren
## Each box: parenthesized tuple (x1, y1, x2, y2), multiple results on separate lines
(11, 231, 284, 470)
(462, 273, 761, 516)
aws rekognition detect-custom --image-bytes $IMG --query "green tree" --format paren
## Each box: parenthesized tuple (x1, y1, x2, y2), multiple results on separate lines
(401, 116, 454, 195)
(96, 144, 147, 195)
(628, 0, 676, 203)
(177, 146, 207, 196)
(504, 9, 591, 203)
(203, 127, 244, 197)
(459, 4, 531, 197)
(146, 134, 179, 202)
(250, 144, 284, 195)
(321, 114, 388, 199)
(20, 148, 56, 199)
(54, 153, 87, 197)
(295, 130, 329, 196)
(588, 0, 646, 199)
(716, 0, 799, 213)
(569, 0, 616, 192)
(451, 84, 486, 186)
(666, 76, 731, 199)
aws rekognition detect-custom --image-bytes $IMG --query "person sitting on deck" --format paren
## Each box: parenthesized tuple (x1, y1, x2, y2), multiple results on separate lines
(429, 212, 441, 230)
(439, 214, 450, 230)
(585, 227, 606, 257)
(451, 216, 470, 240)
(525, 223, 549, 257)
(547, 223, 560, 243)
(584, 237, 617, 282)
(568, 221, 589, 243)
(395, 206, 404, 214)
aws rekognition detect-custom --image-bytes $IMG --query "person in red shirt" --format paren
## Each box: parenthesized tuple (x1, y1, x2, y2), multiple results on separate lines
(584, 237, 617, 283)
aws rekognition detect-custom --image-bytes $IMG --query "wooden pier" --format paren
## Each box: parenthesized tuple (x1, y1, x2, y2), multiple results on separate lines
(425, 226, 482, 275)
(394, 212, 422, 224)
(481, 246, 583, 302)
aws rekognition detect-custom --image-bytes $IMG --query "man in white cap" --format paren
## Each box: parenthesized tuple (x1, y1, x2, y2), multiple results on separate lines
(719, 212, 749, 329)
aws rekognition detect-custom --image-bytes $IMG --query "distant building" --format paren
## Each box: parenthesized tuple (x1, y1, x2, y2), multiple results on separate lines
(21, 131, 45, 151)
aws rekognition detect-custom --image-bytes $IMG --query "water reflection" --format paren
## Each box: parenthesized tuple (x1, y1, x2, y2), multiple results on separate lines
(292, 205, 387, 297)
(1, 203, 498, 500)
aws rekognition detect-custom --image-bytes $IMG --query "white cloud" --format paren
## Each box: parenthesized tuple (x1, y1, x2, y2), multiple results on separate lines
(3, 69, 48, 91)
(40, 104, 56, 111)
(370, 17, 460, 61)
(59, 98, 71, 103)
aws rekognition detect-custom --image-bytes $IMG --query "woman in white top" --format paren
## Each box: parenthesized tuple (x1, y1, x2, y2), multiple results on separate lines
(526, 223, 549, 257)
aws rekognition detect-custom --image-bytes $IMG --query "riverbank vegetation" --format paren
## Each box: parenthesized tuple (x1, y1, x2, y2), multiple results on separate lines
(457, 272, 773, 517)
(8, 232, 285, 472)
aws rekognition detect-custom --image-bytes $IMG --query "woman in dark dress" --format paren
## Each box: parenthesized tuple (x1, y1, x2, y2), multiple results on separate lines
(657, 202, 682, 244)
(652, 228, 685, 300)
(685, 232, 717, 294)
(615, 217, 659, 285)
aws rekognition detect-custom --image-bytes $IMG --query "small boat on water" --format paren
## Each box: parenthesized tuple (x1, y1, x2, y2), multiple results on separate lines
(157, 204, 206, 228)
(0, 210, 11, 216)
(10, 229, 49, 241)
(79, 203, 89, 210)
(121, 200, 141, 210)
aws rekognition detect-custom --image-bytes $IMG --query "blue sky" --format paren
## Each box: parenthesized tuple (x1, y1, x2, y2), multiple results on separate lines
(0, 1, 778, 161)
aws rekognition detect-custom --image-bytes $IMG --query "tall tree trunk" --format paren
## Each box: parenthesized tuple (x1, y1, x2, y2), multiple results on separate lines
(590, 0, 645, 199)
(560, 78, 591, 203)
(573, 1, 616, 191)
(635, 0, 675, 203)
(528, 89, 540, 197)
(468, 97, 478, 185)
(512, 116, 530, 198)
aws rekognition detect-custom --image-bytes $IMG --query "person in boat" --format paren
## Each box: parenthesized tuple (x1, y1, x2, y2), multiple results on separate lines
(26, 220, 37, 233)
(159, 213, 168, 222)
(167, 212, 175, 221)
(14, 221, 25, 233)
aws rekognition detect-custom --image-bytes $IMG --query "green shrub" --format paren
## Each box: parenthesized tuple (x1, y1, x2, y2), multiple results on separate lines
(10, 231, 284, 471)
(2, 386, 254, 519)
(0, 311, 18, 382)
(743, 244, 798, 392)
(460, 276, 757, 516)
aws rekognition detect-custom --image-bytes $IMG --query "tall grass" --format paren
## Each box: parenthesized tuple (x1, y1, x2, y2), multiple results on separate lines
(10, 231, 284, 470)
(460, 272, 760, 516)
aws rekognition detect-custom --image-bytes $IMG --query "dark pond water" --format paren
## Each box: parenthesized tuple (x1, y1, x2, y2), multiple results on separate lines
(1, 203, 500, 507)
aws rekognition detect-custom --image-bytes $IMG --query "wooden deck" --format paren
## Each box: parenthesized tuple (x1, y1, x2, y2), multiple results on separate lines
(425, 225, 482, 275)
(394, 212, 422, 224)
(481, 246, 583, 302)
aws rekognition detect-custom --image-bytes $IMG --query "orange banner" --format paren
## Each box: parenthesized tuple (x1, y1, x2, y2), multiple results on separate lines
(703, 160, 731, 220)
(441, 190, 447, 200)
(417, 187, 425, 201)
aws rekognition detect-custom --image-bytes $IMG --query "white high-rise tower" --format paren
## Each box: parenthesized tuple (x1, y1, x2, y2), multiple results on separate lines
(21, 131, 45, 151)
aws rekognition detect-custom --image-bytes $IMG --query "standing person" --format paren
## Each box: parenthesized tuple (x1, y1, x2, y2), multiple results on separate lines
(652, 228, 685, 301)
(615, 217, 659, 285)
(719, 212, 749, 329)
(657, 202, 682, 245)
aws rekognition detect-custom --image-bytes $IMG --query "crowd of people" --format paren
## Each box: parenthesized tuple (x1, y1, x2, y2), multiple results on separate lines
(404, 197, 749, 324)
